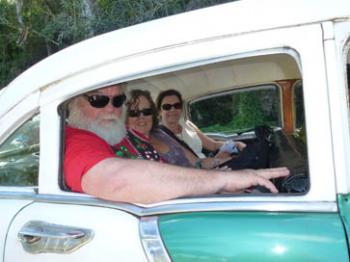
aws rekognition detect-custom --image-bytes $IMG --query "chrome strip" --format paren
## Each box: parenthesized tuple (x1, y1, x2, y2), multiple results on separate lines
(0, 192, 143, 216)
(0, 191, 338, 216)
(139, 216, 171, 262)
(140, 201, 338, 216)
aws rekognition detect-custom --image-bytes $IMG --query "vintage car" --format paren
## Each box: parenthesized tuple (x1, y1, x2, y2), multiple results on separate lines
(1, 0, 350, 261)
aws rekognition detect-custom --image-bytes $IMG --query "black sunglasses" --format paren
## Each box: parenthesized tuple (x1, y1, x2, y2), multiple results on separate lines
(84, 94, 126, 108)
(128, 108, 153, 117)
(161, 102, 182, 111)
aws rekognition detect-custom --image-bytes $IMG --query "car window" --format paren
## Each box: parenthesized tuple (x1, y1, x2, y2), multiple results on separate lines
(189, 84, 281, 134)
(126, 52, 309, 194)
(0, 115, 39, 186)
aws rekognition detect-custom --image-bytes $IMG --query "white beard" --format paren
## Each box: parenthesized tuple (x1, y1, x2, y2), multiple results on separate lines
(68, 103, 126, 145)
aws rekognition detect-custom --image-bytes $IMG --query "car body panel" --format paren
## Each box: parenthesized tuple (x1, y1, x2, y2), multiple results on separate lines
(159, 212, 349, 262)
(338, 194, 350, 247)
(0, 199, 32, 260)
(4, 202, 147, 262)
(325, 21, 350, 194)
(0, 92, 39, 145)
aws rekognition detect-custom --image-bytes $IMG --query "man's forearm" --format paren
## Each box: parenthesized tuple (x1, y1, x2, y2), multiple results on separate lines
(82, 158, 226, 204)
(82, 158, 289, 204)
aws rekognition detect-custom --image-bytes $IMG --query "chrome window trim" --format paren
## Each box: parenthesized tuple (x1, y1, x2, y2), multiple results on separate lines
(139, 216, 171, 262)
(142, 200, 337, 216)
(0, 192, 337, 216)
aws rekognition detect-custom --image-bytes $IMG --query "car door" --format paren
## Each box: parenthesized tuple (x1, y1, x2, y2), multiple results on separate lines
(142, 21, 349, 261)
(0, 199, 32, 262)
(158, 211, 348, 262)
(4, 202, 147, 262)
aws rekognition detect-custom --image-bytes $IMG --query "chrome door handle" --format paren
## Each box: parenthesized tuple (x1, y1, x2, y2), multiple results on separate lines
(18, 221, 94, 254)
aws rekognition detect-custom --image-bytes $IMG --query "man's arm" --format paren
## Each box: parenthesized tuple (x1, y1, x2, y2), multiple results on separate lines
(81, 158, 289, 204)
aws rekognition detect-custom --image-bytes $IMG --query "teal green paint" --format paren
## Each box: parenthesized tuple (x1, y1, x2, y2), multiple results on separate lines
(338, 194, 350, 246)
(159, 211, 349, 262)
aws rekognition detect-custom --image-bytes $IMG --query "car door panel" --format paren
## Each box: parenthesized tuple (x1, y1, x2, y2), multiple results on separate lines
(0, 199, 32, 262)
(159, 212, 349, 261)
(5, 202, 147, 262)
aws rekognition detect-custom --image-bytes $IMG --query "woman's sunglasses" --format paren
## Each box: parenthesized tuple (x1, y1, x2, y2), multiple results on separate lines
(161, 102, 182, 111)
(84, 94, 126, 108)
(128, 108, 153, 117)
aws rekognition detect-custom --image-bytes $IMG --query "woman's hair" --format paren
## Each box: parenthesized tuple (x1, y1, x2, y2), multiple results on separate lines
(126, 89, 158, 131)
(156, 89, 183, 111)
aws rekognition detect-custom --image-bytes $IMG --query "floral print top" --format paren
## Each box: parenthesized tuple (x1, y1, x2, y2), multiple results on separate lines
(112, 129, 162, 162)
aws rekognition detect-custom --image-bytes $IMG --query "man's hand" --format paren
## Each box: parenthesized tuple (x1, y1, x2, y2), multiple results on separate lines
(221, 167, 290, 193)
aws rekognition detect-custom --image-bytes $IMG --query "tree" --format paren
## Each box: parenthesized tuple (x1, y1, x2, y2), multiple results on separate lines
(0, 0, 235, 89)
(233, 92, 266, 130)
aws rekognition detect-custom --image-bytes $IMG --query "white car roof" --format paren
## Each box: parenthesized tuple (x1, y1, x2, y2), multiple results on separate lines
(1, 0, 350, 118)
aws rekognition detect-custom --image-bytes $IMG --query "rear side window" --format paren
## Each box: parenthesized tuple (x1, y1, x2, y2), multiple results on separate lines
(0, 115, 39, 186)
(189, 84, 281, 134)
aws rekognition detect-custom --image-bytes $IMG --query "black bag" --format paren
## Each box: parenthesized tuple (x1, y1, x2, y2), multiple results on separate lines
(274, 167, 309, 193)
(219, 125, 310, 193)
(218, 125, 272, 170)
(269, 129, 309, 193)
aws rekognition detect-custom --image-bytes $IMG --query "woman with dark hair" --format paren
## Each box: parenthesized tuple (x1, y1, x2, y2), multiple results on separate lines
(156, 89, 246, 159)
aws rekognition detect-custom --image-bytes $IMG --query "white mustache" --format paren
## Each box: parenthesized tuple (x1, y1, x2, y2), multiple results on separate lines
(98, 115, 119, 121)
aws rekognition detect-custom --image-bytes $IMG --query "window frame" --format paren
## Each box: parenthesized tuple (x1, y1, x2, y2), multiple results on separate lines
(325, 20, 350, 194)
(292, 80, 304, 131)
(36, 24, 336, 210)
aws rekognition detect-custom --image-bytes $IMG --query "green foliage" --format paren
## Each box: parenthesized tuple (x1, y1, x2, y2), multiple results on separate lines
(190, 95, 233, 128)
(0, 0, 234, 88)
(233, 92, 265, 129)
(190, 86, 281, 134)
(0, 148, 39, 186)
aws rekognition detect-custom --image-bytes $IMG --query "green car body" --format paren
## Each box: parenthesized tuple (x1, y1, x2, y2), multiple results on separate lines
(160, 206, 349, 261)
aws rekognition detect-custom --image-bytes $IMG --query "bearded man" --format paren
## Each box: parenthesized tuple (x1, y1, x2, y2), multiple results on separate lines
(64, 84, 289, 204)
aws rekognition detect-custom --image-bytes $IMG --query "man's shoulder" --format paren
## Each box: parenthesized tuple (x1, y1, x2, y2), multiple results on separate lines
(66, 125, 95, 136)
(65, 125, 104, 143)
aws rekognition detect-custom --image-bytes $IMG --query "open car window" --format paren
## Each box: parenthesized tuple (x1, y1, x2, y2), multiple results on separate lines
(126, 51, 309, 195)
(63, 51, 309, 195)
